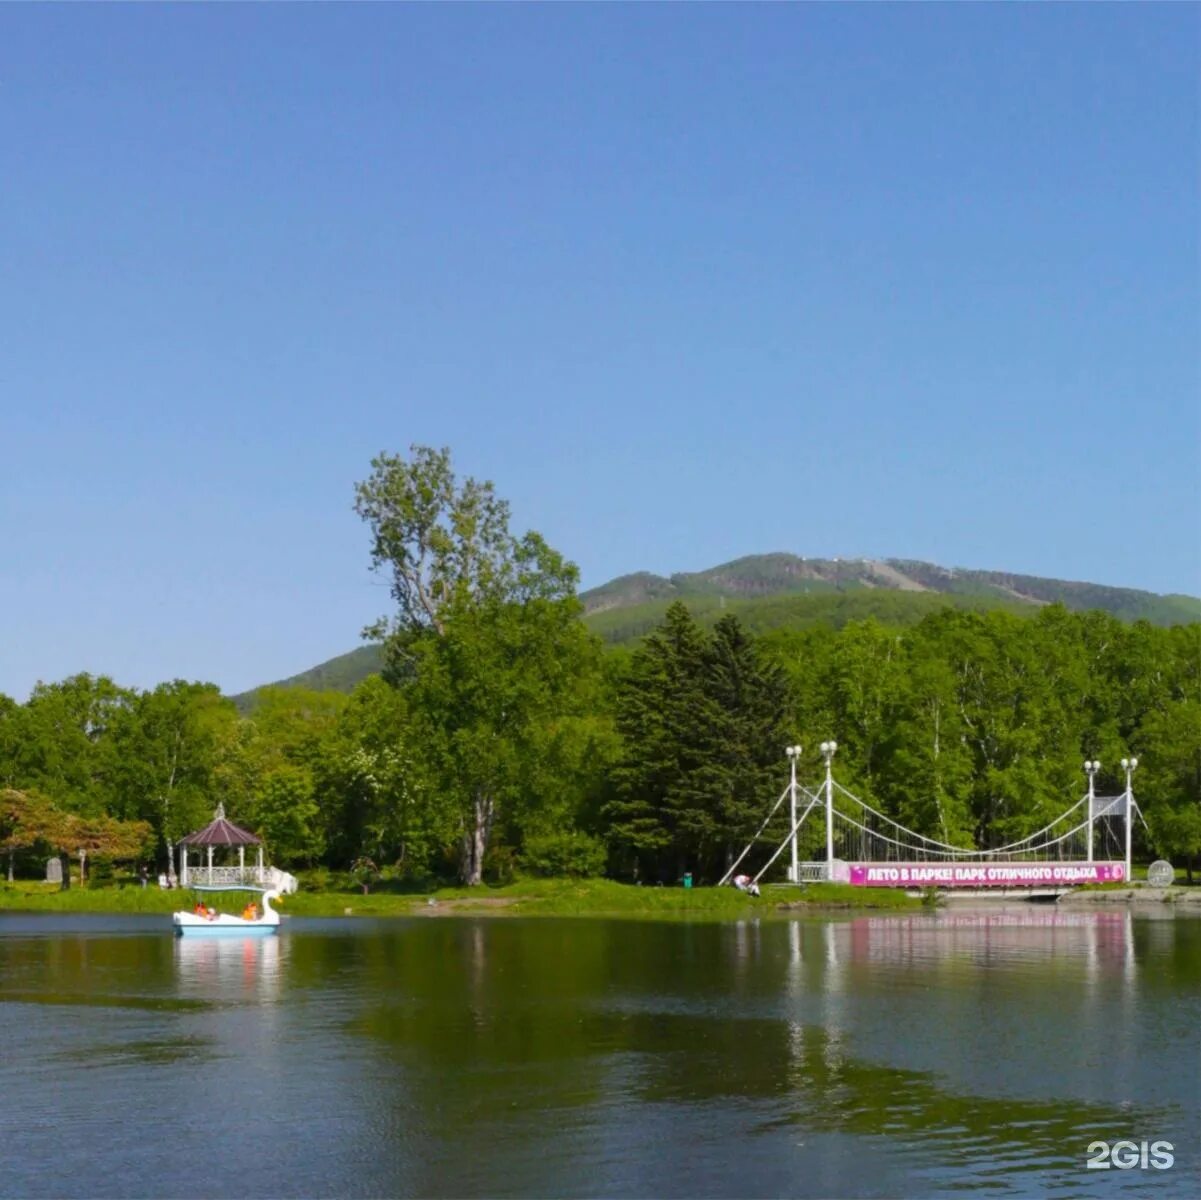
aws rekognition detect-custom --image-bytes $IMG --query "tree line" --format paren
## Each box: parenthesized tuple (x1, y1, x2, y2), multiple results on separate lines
(2, 447, 1198, 887)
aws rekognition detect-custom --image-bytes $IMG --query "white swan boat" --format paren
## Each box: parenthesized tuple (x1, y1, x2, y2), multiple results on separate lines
(172, 886, 283, 937)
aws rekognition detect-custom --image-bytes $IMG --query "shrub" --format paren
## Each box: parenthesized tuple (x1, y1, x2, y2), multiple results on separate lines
(522, 831, 607, 878)
(301, 866, 334, 892)
(483, 843, 517, 885)
(87, 857, 117, 888)
(350, 857, 380, 894)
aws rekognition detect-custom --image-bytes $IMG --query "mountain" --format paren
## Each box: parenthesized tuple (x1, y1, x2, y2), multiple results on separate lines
(582, 554, 1201, 623)
(230, 554, 1201, 707)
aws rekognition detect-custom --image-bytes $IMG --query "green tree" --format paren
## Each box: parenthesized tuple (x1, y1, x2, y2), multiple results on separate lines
(607, 606, 792, 882)
(0, 788, 58, 882)
(607, 602, 713, 880)
(254, 767, 325, 867)
(882, 653, 974, 846)
(195, 686, 348, 873)
(108, 681, 239, 874)
(18, 674, 134, 816)
(355, 445, 597, 884)
(0, 787, 149, 889)
(0, 695, 23, 790)
(690, 615, 792, 876)
(318, 676, 432, 873)
(1140, 700, 1201, 881)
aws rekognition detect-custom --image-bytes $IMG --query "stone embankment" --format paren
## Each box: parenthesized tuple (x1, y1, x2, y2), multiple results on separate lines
(1057, 886, 1201, 907)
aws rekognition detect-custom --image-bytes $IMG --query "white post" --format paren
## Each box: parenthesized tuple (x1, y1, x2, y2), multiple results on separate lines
(1121, 757, 1137, 884)
(1084, 761, 1099, 863)
(239, 845, 245, 882)
(820, 741, 838, 877)
(180, 845, 188, 886)
(206, 845, 213, 885)
(785, 746, 801, 884)
(257, 845, 263, 882)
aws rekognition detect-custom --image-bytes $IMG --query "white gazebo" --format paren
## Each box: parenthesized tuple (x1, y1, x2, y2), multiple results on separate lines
(177, 803, 265, 887)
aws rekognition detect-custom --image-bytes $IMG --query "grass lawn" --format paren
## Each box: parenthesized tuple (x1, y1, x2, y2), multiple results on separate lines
(0, 876, 922, 919)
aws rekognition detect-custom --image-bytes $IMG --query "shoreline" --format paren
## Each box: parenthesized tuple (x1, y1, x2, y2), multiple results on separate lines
(0, 879, 922, 919)
(3, 878, 1198, 920)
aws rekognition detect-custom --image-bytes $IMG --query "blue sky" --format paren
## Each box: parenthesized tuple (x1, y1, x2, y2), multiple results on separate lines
(1, 5, 1197, 700)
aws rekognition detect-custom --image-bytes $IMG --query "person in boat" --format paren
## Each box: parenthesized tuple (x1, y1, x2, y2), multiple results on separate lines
(241, 901, 259, 921)
(205, 905, 218, 920)
(193, 900, 206, 916)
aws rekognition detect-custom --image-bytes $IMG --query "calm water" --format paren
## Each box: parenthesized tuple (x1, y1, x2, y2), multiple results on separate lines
(0, 908, 1196, 1198)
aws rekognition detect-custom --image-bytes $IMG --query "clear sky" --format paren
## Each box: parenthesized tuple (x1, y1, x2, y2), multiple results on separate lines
(1, 4, 1197, 701)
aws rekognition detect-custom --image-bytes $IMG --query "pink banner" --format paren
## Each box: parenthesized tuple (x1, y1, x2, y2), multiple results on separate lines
(846, 861, 1126, 888)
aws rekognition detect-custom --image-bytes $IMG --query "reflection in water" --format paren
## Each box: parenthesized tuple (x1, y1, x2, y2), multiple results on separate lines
(0, 910, 1196, 1199)
(173, 932, 285, 1004)
(838, 908, 1135, 971)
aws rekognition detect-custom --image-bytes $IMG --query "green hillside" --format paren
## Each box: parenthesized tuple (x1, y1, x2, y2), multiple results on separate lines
(583, 553, 1201, 625)
(230, 553, 1200, 706)
(233, 644, 385, 711)
(585, 588, 1027, 646)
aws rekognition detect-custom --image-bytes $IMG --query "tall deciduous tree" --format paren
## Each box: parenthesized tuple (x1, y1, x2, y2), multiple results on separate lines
(1140, 699, 1201, 882)
(19, 674, 134, 816)
(0, 788, 57, 882)
(355, 446, 596, 884)
(109, 681, 239, 873)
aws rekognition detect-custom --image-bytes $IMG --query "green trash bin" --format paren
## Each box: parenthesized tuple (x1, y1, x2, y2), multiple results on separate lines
(683, 872, 693, 889)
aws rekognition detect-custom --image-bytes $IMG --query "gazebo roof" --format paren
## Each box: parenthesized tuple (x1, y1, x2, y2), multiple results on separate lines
(179, 803, 262, 847)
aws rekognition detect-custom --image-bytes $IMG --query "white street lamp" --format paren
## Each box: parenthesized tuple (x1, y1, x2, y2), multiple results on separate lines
(819, 741, 838, 873)
(1083, 760, 1100, 863)
(1119, 757, 1138, 883)
(785, 745, 803, 883)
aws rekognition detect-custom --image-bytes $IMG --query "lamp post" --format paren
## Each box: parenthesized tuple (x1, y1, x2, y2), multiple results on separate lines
(819, 741, 838, 877)
(1083, 760, 1100, 863)
(1120, 756, 1138, 884)
(785, 745, 803, 883)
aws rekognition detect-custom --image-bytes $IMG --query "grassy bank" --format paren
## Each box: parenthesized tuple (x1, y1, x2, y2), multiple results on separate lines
(0, 877, 922, 918)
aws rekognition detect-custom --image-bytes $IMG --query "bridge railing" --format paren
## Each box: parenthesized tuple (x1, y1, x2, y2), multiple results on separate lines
(795, 862, 831, 882)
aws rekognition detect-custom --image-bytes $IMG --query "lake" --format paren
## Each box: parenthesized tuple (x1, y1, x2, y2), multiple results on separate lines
(0, 908, 1196, 1198)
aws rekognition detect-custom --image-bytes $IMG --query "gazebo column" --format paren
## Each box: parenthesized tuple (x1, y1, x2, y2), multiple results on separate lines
(180, 846, 188, 886)
(257, 845, 263, 882)
(239, 845, 245, 883)
(207, 845, 213, 884)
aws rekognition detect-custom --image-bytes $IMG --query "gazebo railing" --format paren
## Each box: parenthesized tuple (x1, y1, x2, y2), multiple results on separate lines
(182, 865, 270, 886)
(175, 863, 298, 893)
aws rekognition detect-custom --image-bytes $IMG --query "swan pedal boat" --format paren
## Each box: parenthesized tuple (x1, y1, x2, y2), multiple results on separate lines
(173, 886, 283, 937)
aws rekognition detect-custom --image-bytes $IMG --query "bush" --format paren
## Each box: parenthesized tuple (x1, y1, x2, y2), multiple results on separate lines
(378, 863, 439, 893)
(521, 831, 607, 878)
(300, 866, 335, 892)
(350, 857, 381, 894)
(483, 843, 517, 885)
(87, 857, 117, 888)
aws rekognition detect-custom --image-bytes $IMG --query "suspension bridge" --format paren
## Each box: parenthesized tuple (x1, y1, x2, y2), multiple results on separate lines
(720, 745, 1146, 891)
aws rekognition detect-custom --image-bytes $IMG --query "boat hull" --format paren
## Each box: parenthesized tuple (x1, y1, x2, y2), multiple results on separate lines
(173, 912, 280, 937)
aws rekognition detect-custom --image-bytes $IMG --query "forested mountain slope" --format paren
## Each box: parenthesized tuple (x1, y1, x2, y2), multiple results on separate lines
(232, 554, 1199, 706)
